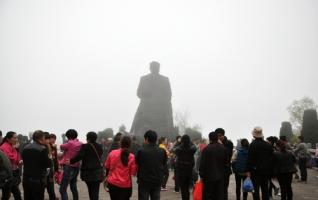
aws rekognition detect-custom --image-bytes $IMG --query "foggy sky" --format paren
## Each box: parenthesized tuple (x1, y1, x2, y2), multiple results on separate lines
(1, 0, 318, 143)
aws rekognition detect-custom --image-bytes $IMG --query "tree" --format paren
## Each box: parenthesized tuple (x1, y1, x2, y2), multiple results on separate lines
(174, 109, 190, 135)
(118, 124, 129, 135)
(287, 96, 318, 131)
(279, 122, 293, 141)
(184, 126, 202, 141)
(301, 109, 318, 148)
(97, 128, 114, 142)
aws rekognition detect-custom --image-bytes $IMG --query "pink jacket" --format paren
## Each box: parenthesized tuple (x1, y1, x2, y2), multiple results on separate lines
(60, 139, 82, 167)
(0, 142, 21, 170)
(105, 149, 137, 188)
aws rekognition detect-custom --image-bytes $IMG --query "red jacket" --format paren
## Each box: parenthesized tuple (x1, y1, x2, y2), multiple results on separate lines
(0, 142, 21, 170)
(105, 149, 137, 188)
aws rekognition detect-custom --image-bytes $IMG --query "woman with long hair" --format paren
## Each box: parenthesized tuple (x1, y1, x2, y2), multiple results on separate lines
(105, 136, 137, 200)
(174, 134, 197, 200)
(0, 131, 22, 200)
(232, 138, 250, 200)
(70, 132, 103, 200)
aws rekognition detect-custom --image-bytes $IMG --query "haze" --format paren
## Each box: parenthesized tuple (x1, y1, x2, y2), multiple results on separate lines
(1, 0, 318, 143)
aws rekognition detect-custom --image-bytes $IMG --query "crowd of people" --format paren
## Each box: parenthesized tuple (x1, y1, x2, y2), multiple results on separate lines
(0, 127, 317, 200)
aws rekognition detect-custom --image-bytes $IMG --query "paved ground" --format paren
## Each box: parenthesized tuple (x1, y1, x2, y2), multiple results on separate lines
(9, 168, 318, 199)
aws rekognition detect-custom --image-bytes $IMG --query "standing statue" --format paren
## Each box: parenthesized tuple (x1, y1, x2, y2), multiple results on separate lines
(130, 61, 174, 139)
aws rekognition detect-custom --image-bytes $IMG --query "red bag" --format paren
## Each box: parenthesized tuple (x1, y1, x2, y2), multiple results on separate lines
(54, 171, 63, 185)
(193, 180, 203, 200)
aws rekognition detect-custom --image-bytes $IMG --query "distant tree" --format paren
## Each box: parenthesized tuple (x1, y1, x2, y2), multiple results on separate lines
(287, 96, 318, 132)
(97, 128, 114, 142)
(301, 109, 318, 148)
(279, 122, 293, 141)
(185, 126, 202, 141)
(118, 124, 129, 135)
(174, 109, 190, 135)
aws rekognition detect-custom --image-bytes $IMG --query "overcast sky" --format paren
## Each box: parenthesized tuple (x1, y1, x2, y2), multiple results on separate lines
(1, 0, 318, 143)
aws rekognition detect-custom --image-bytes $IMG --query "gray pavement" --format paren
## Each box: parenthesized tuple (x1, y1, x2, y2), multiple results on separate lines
(9, 168, 318, 199)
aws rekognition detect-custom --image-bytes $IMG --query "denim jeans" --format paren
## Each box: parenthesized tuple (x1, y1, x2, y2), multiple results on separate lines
(59, 166, 79, 200)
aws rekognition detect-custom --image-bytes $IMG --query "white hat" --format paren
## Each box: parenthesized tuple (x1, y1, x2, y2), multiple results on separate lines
(252, 126, 263, 138)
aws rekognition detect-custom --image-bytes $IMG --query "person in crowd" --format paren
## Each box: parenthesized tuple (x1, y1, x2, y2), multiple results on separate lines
(174, 135, 197, 200)
(59, 129, 82, 200)
(100, 138, 111, 163)
(273, 140, 297, 200)
(43, 132, 58, 200)
(158, 136, 171, 191)
(22, 130, 52, 200)
(266, 136, 280, 198)
(171, 135, 181, 193)
(0, 148, 13, 200)
(105, 136, 137, 200)
(130, 136, 142, 156)
(246, 127, 273, 200)
(294, 136, 310, 183)
(279, 136, 292, 151)
(215, 128, 233, 200)
(315, 147, 318, 169)
(136, 130, 167, 200)
(108, 132, 123, 154)
(49, 134, 59, 181)
(69, 132, 103, 200)
(232, 139, 249, 200)
(199, 131, 228, 200)
(0, 131, 22, 200)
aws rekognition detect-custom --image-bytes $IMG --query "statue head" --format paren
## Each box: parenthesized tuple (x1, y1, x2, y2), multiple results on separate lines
(149, 61, 160, 74)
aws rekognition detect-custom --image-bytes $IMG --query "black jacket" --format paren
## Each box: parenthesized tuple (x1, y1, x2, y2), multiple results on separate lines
(273, 150, 297, 175)
(222, 137, 234, 175)
(70, 142, 103, 182)
(175, 144, 197, 170)
(22, 142, 51, 179)
(136, 143, 167, 186)
(247, 138, 273, 175)
(199, 142, 228, 181)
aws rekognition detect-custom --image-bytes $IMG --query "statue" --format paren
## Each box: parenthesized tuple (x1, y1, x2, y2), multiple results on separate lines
(130, 61, 174, 139)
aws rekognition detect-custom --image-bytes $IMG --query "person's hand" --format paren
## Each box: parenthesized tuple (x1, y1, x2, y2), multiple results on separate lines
(19, 160, 23, 165)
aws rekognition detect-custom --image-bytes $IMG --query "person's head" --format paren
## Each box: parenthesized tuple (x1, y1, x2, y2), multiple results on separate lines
(209, 132, 219, 142)
(149, 61, 160, 74)
(144, 130, 157, 144)
(113, 132, 123, 142)
(279, 136, 287, 142)
(298, 135, 304, 142)
(266, 136, 278, 146)
(158, 137, 167, 145)
(1, 131, 18, 145)
(32, 130, 46, 145)
(65, 129, 78, 140)
(240, 138, 249, 148)
(0, 130, 2, 137)
(215, 128, 225, 141)
(49, 134, 57, 144)
(276, 140, 287, 152)
(86, 132, 97, 143)
(120, 136, 132, 149)
(44, 132, 50, 145)
(252, 126, 263, 139)
(181, 134, 191, 147)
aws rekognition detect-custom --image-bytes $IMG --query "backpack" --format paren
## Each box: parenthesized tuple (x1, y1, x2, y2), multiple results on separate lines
(235, 148, 248, 173)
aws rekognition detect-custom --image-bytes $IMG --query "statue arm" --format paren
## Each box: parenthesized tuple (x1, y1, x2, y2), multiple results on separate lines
(166, 78, 172, 100)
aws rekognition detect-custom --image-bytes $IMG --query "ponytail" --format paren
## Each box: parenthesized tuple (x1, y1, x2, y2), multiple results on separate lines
(120, 136, 132, 167)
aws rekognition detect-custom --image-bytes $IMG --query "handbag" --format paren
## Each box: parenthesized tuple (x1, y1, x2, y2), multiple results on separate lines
(54, 170, 63, 185)
(243, 177, 254, 192)
(193, 180, 203, 200)
(89, 143, 107, 182)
